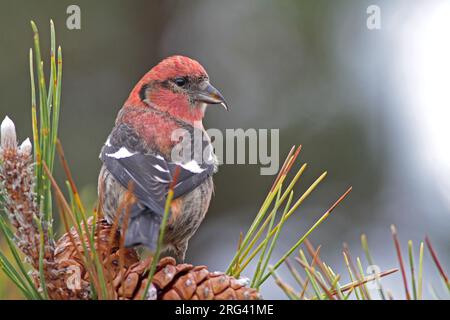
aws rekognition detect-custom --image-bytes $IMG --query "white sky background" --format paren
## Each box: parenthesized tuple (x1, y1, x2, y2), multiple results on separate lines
(397, 1, 450, 210)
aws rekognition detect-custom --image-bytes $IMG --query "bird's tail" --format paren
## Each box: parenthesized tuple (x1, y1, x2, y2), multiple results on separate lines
(124, 206, 161, 250)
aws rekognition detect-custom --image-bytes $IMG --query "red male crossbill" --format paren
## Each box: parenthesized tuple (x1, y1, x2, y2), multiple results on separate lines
(98, 56, 228, 263)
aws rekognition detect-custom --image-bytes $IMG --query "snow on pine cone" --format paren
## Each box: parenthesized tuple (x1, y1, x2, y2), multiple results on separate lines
(51, 219, 261, 300)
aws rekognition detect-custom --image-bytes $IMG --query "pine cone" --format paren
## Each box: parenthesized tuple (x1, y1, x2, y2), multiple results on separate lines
(51, 219, 261, 300)
(121, 256, 261, 300)
(50, 219, 139, 299)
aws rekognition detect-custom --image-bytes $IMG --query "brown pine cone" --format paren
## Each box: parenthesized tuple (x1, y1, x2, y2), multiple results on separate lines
(122, 256, 261, 300)
(50, 219, 139, 299)
(49, 219, 261, 300)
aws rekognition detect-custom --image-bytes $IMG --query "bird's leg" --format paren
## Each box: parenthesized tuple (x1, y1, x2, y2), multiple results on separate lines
(172, 242, 188, 264)
(160, 242, 187, 264)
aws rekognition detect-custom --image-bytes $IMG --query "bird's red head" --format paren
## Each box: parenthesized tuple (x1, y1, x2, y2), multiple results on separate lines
(125, 55, 227, 124)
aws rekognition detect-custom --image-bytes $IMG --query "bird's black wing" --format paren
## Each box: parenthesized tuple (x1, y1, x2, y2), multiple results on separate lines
(101, 141, 215, 214)
(101, 142, 171, 215)
(99, 124, 215, 248)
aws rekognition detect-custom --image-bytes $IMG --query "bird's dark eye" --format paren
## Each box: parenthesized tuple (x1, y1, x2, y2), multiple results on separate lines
(174, 77, 187, 87)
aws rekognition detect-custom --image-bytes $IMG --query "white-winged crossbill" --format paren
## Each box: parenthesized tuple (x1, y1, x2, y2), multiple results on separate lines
(98, 56, 227, 263)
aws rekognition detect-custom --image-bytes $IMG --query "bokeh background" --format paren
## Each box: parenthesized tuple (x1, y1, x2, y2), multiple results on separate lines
(0, 0, 449, 299)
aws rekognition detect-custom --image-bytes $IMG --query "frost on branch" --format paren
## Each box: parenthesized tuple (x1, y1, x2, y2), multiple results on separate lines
(0, 116, 56, 288)
(0, 116, 17, 150)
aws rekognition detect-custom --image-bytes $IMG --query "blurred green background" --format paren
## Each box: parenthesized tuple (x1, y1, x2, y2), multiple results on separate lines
(1, 0, 449, 299)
